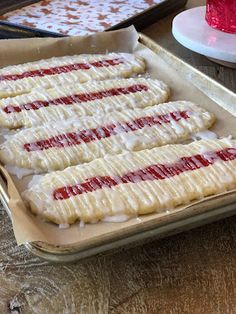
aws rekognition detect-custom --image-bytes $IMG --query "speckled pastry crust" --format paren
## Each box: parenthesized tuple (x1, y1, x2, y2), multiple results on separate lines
(0, 78, 169, 129)
(0, 101, 215, 172)
(0, 53, 145, 98)
(23, 138, 236, 225)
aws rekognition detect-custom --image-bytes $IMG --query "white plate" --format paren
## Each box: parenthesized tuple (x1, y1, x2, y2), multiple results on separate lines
(172, 6, 236, 68)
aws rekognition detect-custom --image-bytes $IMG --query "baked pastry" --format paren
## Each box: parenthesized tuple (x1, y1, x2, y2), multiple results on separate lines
(0, 101, 215, 172)
(23, 138, 236, 224)
(0, 53, 145, 98)
(0, 78, 169, 129)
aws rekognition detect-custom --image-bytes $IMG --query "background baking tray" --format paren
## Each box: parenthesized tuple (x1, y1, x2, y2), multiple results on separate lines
(0, 0, 187, 38)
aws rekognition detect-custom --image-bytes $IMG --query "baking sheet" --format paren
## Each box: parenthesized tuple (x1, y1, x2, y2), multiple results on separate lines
(0, 0, 188, 38)
(0, 26, 236, 249)
(0, 0, 164, 36)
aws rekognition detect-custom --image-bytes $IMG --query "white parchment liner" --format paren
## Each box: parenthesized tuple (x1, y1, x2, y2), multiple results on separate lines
(0, 26, 235, 246)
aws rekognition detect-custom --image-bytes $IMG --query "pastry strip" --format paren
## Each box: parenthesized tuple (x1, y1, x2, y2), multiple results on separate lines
(23, 138, 236, 224)
(0, 78, 169, 129)
(0, 53, 145, 98)
(0, 101, 215, 172)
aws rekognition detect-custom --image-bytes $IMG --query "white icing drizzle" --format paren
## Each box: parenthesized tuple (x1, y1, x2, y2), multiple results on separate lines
(0, 77, 169, 129)
(0, 128, 16, 138)
(59, 223, 70, 229)
(79, 220, 85, 228)
(0, 53, 145, 98)
(23, 139, 236, 225)
(27, 175, 44, 189)
(102, 215, 131, 223)
(220, 135, 234, 147)
(120, 133, 142, 150)
(0, 101, 216, 173)
(5, 165, 35, 179)
(170, 120, 185, 135)
(192, 130, 218, 141)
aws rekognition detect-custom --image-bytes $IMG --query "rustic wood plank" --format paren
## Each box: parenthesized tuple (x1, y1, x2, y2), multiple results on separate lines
(1, 205, 236, 313)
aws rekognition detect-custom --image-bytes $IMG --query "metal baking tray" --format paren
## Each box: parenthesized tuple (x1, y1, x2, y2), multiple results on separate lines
(0, 33, 235, 262)
(0, 0, 187, 39)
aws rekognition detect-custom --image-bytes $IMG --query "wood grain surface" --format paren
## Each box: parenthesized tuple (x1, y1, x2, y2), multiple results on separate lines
(0, 0, 236, 313)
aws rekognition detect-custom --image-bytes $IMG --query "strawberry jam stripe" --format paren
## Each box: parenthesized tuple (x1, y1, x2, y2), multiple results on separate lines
(53, 147, 236, 200)
(24, 110, 190, 152)
(0, 58, 124, 82)
(3, 84, 148, 114)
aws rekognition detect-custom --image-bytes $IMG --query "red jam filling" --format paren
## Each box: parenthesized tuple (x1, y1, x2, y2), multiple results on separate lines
(24, 110, 189, 152)
(53, 147, 236, 200)
(4, 84, 148, 114)
(0, 58, 123, 82)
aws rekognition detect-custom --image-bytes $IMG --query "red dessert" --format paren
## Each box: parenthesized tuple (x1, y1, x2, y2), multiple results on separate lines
(205, 0, 236, 33)
(53, 147, 236, 200)
(3, 84, 148, 114)
(23, 110, 190, 152)
(0, 58, 123, 82)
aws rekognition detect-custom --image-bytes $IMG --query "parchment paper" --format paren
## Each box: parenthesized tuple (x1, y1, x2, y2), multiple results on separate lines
(0, 26, 236, 246)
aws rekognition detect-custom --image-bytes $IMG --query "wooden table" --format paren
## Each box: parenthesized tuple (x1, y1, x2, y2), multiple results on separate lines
(1, 1, 236, 313)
